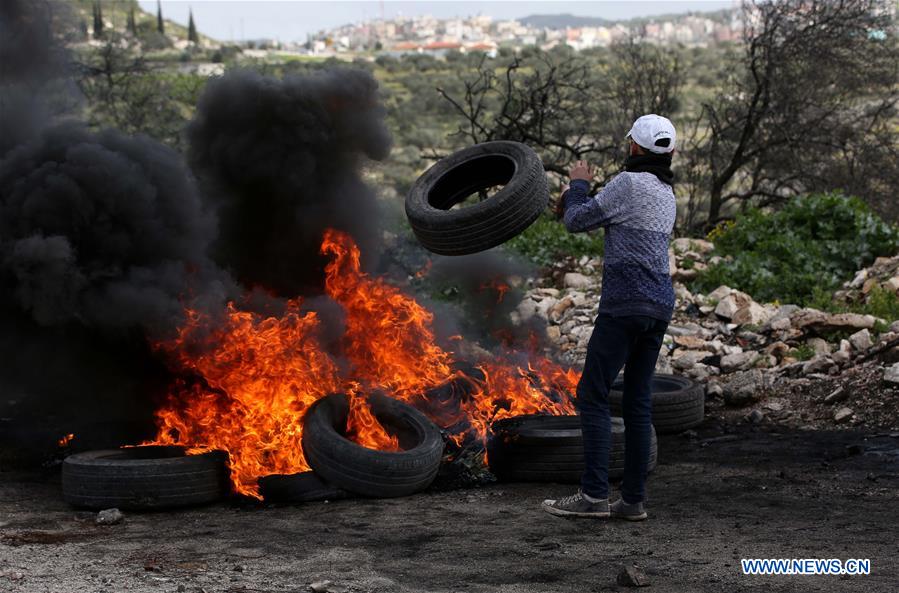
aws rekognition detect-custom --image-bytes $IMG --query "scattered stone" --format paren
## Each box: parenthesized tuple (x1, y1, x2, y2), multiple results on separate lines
(309, 582, 347, 593)
(706, 382, 724, 398)
(96, 508, 124, 525)
(832, 339, 853, 364)
(883, 363, 899, 386)
(516, 299, 538, 322)
(546, 326, 561, 341)
(617, 565, 650, 587)
(769, 316, 792, 331)
(720, 351, 756, 373)
(706, 285, 733, 303)
(563, 272, 592, 289)
(802, 355, 833, 375)
(833, 407, 854, 423)
(746, 408, 766, 423)
(823, 387, 848, 404)
(849, 328, 873, 352)
(723, 370, 767, 407)
(806, 338, 831, 356)
(673, 335, 711, 350)
(671, 350, 709, 371)
(714, 291, 753, 320)
(731, 302, 773, 326)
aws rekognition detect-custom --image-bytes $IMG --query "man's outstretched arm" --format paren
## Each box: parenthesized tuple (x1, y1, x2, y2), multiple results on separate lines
(562, 173, 630, 233)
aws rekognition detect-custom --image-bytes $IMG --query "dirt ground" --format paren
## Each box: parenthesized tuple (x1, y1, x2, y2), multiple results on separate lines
(1, 426, 898, 593)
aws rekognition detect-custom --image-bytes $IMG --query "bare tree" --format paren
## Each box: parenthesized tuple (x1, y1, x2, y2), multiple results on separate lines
(689, 0, 899, 227)
(436, 42, 682, 192)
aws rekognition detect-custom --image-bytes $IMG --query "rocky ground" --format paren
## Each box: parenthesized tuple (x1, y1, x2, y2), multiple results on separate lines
(2, 425, 898, 593)
(519, 239, 899, 433)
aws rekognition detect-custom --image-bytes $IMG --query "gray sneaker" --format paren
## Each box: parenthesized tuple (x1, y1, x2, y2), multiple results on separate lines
(542, 491, 610, 518)
(610, 498, 648, 521)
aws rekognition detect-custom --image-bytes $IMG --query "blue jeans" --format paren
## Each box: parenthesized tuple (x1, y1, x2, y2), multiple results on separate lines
(576, 313, 668, 503)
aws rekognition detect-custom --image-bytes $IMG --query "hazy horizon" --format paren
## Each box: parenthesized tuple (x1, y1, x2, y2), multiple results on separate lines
(136, 1, 735, 42)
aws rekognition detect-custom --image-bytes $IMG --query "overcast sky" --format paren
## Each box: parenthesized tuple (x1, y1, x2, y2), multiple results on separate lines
(136, 1, 735, 42)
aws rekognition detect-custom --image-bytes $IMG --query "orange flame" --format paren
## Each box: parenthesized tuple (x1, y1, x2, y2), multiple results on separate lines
(58, 433, 75, 447)
(150, 229, 576, 498)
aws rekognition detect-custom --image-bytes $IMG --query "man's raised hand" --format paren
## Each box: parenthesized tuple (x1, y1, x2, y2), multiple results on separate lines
(568, 159, 593, 182)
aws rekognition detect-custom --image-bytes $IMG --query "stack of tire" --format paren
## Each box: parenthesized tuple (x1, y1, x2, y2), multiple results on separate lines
(609, 374, 704, 434)
(63, 392, 446, 509)
(487, 415, 657, 484)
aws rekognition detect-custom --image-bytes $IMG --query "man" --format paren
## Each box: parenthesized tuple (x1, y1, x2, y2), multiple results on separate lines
(542, 114, 677, 521)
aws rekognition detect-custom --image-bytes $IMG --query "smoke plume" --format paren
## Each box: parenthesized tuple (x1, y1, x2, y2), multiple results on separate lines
(186, 68, 393, 295)
(0, 0, 230, 454)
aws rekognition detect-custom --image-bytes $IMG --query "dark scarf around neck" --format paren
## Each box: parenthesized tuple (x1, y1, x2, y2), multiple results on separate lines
(624, 153, 674, 186)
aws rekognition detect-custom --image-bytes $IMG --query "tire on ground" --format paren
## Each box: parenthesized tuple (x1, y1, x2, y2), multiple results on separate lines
(609, 374, 704, 433)
(302, 392, 444, 498)
(405, 141, 549, 255)
(62, 446, 229, 510)
(257, 471, 349, 504)
(487, 415, 657, 483)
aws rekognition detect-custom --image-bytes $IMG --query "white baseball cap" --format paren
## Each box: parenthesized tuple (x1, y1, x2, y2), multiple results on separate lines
(626, 114, 676, 154)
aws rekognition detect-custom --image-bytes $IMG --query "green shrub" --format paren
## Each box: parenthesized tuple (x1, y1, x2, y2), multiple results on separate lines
(506, 214, 604, 266)
(808, 285, 899, 323)
(693, 193, 899, 305)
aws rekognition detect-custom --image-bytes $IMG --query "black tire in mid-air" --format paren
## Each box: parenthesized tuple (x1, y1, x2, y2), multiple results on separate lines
(609, 374, 705, 433)
(302, 392, 444, 498)
(62, 445, 229, 510)
(487, 415, 657, 484)
(405, 141, 549, 255)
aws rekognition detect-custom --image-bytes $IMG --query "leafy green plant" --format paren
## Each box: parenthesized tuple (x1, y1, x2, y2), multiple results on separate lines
(789, 343, 816, 361)
(693, 193, 899, 305)
(809, 285, 899, 324)
(506, 214, 604, 266)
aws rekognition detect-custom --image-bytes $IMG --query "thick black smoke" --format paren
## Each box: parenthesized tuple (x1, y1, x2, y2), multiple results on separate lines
(186, 69, 393, 296)
(0, 0, 230, 456)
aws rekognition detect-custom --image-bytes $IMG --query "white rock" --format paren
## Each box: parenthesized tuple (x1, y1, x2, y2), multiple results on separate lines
(536, 297, 556, 320)
(849, 328, 873, 352)
(722, 344, 744, 356)
(833, 407, 853, 423)
(563, 272, 592, 289)
(769, 316, 792, 331)
(96, 508, 124, 525)
(884, 276, 899, 293)
(706, 285, 733, 303)
(714, 291, 754, 320)
(848, 269, 868, 289)
(802, 355, 832, 375)
(883, 363, 899, 385)
(671, 350, 709, 371)
(516, 299, 538, 322)
(720, 351, 757, 372)
(806, 338, 831, 356)
(731, 302, 773, 326)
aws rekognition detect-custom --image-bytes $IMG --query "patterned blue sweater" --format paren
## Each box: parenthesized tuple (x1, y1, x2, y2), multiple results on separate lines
(563, 173, 676, 322)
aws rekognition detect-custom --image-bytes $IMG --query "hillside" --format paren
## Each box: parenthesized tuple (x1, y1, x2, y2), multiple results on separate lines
(69, 0, 216, 45)
(520, 8, 734, 29)
(518, 14, 613, 29)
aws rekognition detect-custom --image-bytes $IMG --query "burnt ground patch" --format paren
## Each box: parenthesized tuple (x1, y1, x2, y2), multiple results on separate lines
(1, 426, 897, 592)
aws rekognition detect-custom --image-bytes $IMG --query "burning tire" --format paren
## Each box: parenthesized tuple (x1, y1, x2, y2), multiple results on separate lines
(62, 446, 229, 510)
(609, 374, 704, 434)
(257, 471, 349, 504)
(302, 392, 444, 497)
(405, 141, 549, 255)
(486, 415, 657, 483)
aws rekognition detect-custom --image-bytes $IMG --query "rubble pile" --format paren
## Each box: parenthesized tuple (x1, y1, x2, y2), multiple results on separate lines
(521, 238, 899, 430)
